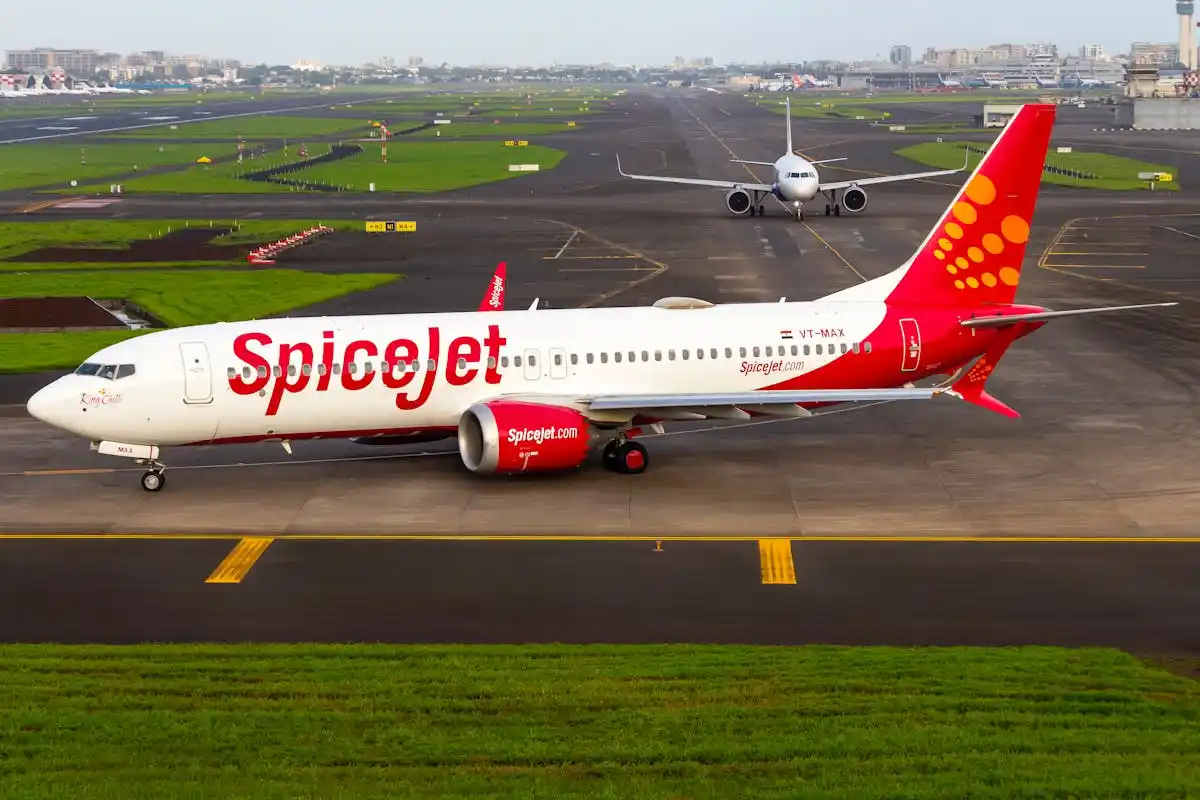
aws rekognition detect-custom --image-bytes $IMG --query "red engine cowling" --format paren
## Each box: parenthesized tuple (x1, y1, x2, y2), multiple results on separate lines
(457, 400, 596, 474)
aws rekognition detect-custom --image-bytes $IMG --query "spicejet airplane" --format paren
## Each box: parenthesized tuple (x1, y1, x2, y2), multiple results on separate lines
(615, 95, 968, 220)
(25, 103, 1176, 492)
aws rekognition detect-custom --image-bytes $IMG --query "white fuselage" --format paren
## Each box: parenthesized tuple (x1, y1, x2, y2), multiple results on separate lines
(28, 301, 897, 448)
(771, 153, 821, 203)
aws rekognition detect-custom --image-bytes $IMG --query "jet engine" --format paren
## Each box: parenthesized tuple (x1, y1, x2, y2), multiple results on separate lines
(725, 187, 753, 216)
(458, 400, 597, 475)
(842, 186, 868, 213)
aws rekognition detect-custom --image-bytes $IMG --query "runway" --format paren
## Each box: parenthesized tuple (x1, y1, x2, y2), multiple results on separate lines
(2, 87, 1198, 646)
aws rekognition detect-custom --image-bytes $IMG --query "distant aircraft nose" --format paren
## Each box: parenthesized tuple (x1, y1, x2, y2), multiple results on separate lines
(26, 384, 55, 424)
(26, 381, 75, 432)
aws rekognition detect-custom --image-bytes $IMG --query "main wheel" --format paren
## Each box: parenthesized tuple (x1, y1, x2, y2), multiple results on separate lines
(141, 470, 165, 492)
(749, 205, 757, 217)
(601, 440, 619, 471)
(614, 441, 649, 475)
(825, 204, 831, 216)
(834, 205, 841, 217)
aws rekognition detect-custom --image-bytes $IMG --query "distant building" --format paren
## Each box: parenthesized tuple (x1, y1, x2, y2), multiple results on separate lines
(1130, 41, 1179, 65)
(4, 48, 116, 76)
(889, 45, 912, 67)
(1080, 44, 1106, 60)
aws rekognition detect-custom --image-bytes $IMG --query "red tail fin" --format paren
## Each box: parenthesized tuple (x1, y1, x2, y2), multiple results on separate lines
(479, 262, 506, 311)
(886, 104, 1057, 308)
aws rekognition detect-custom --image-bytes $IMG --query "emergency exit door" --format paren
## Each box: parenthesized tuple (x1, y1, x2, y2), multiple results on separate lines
(899, 318, 921, 373)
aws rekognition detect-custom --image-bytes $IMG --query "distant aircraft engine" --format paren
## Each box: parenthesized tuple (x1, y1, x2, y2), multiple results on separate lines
(458, 400, 598, 475)
(725, 188, 753, 216)
(842, 186, 868, 213)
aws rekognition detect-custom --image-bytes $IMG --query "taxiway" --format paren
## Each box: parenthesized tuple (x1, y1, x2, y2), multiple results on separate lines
(1, 88, 1197, 646)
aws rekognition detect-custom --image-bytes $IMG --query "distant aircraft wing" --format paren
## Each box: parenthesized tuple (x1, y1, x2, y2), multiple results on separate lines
(818, 150, 971, 191)
(478, 261, 506, 311)
(616, 154, 773, 193)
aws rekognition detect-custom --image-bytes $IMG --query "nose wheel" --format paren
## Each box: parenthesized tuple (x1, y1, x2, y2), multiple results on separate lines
(602, 439, 649, 475)
(140, 469, 166, 492)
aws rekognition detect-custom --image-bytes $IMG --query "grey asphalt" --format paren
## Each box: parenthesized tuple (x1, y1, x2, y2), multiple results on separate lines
(1, 87, 1198, 645)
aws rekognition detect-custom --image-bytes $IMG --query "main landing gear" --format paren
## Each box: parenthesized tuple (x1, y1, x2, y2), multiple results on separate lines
(824, 188, 841, 217)
(748, 203, 766, 217)
(601, 436, 649, 475)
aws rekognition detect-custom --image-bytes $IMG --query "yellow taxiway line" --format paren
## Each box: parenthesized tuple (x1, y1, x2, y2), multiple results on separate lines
(1, 534, 1197, 543)
(758, 539, 797, 584)
(205, 537, 274, 584)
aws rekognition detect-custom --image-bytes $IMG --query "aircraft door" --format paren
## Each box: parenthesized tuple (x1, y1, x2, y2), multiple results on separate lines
(179, 342, 214, 404)
(548, 347, 568, 379)
(523, 349, 542, 381)
(899, 318, 921, 373)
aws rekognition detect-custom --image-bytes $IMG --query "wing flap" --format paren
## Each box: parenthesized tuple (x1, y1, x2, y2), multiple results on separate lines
(588, 388, 940, 411)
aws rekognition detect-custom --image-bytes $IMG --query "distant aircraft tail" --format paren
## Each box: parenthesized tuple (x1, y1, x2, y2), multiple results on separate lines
(479, 262, 506, 311)
(785, 96, 794, 154)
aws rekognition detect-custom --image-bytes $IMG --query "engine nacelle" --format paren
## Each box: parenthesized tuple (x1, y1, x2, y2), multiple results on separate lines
(842, 186, 868, 213)
(725, 187, 753, 216)
(458, 400, 596, 475)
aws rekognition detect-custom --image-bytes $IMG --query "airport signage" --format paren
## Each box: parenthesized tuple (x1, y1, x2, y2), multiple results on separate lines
(433, 119, 451, 125)
(503, 140, 531, 147)
(508, 164, 540, 172)
(365, 221, 417, 232)
(1137, 172, 1173, 182)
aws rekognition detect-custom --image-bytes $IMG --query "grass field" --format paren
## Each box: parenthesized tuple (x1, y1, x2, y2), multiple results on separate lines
(0, 141, 260, 191)
(0, 269, 397, 372)
(0, 219, 360, 261)
(299, 141, 567, 191)
(115, 114, 374, 139)
(897, 141, 1180, 190)
(0, 645, 1195, 798)
(405, 121, 579, 138)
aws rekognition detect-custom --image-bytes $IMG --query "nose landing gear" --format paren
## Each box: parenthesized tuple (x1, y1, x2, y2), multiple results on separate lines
(140, 468, 166, 492)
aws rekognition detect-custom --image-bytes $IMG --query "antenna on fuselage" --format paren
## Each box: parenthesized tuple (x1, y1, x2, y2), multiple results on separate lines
(785, 95, 794, 155)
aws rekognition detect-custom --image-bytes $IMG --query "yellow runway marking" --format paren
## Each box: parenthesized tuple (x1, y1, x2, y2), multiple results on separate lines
(1, 534, 1199, 544)
(803, 224, 868, 283)
(758, 539, 797, 584)
(22, 468, 116, 476)
(14, 197, 78, 213)
(205, 537, 273, 584)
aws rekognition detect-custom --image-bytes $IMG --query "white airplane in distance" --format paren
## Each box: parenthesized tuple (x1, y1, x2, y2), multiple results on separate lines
(615, 95, 968, 221)
(25, 103, 1177, 493)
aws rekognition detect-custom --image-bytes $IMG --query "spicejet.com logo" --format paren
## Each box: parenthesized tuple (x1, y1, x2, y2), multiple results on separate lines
(507, 426, 580, 445)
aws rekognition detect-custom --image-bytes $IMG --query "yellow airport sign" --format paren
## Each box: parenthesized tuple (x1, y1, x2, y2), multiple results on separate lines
(1159, 173, 1173, 182)
(365, 221, 416, 233)
(567, 121, 576, 127)
(518, 140, 529, 146)
(504, 140, 516, 146)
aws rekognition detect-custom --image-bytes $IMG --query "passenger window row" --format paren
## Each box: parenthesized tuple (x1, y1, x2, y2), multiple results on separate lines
(224, 342, 874, 381)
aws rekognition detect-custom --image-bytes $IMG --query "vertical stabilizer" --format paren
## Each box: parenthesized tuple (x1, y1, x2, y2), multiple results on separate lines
(785, 96, 794, 154)
(824, 103, 1056, 306)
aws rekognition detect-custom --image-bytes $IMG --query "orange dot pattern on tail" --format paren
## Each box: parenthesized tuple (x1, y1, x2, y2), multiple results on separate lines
(964, 355, 996, 387)
(930, 170, 1033, 294)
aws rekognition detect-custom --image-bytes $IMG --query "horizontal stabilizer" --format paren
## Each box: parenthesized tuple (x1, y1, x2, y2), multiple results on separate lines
(961, 302, 1178, 328)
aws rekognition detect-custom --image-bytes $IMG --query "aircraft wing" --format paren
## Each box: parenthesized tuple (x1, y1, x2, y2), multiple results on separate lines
(616, 154, 773, 193)
(818, 151, 971, 192)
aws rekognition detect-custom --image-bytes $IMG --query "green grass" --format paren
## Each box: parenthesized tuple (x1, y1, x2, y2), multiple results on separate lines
(0, 219, 361, 261)
(754, 98, 891, 121)
(897, 141, 1180, 191)
(299, 141, 567, 192)
(0, 645, 1196, 798)
(114, 114, 374, 139)
(0, 269, 397, 372)
(405, 121, 579, 138)
(0, 142, 261, 191)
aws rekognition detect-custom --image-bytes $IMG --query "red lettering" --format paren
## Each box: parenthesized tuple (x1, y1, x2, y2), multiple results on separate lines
(266, 342, 314, 416)
(317, 330, 335, 391)
(483, 324, 506, 384)
(341, 340, 378, 391)
(396, 326, 440, 410)
(446, 336, 481, 386)
(230, 332, 272, 395)
(382, 338, 418, 390)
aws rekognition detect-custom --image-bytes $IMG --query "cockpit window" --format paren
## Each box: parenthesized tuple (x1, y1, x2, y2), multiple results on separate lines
(74, 362, 135, 380)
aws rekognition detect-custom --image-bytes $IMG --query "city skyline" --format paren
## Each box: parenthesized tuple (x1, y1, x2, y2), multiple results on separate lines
(0, 0, 1186, 68)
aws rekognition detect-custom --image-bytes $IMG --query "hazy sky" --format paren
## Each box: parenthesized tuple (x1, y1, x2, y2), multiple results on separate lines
(3, 0, 1183, 66)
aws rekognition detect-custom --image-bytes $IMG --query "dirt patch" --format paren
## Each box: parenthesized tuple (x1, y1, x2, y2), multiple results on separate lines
(8, 228, 245, 263)
(0, 296, 126, 331)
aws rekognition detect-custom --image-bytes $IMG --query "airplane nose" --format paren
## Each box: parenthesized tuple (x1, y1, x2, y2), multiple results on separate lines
(26, 385, 54, 424)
